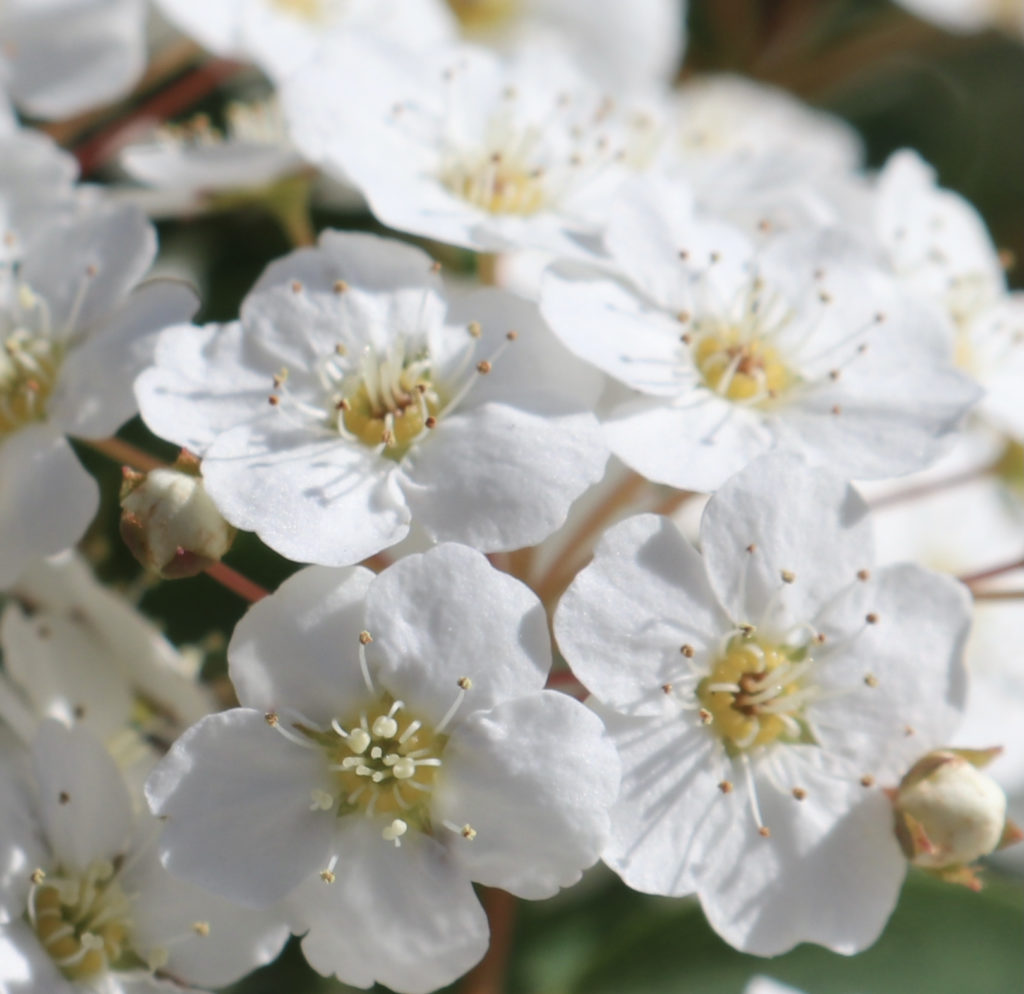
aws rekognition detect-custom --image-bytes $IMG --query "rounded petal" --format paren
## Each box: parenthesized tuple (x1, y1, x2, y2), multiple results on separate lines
(554, 514, 730, 715)
(201, 417, 410, 566)
(435, 691, 619, 898)
(365, 545, 550, 725)
(51, 279, 198, 439)
(229, 565, 376, 718)
(293, 820, 488, 994)
(699, 453, 873, 624)
(146, 709, 335, 907)
(0, 425, 98, 590)
(30, 721, 132, 874)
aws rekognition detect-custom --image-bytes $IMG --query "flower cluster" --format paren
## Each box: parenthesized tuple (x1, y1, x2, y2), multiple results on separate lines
(0, 3, 1022, 994)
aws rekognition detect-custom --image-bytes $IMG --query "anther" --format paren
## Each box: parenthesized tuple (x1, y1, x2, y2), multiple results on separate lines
(290, 280, 303, 293)
(382, 819, 408, 845)
(792, 787, 807, 801)
(359, 630, 373, 645)
(780, 569, 795, 583)
(30, 868, 45, 885)
(265, 711, 279, 726)
(677, 310, 691, 323)
(476, 360, 492, 374)
(746, 544, 757, 554)
(865, 613, 878, 625)
(758, 826, 771, 838)
(425, 416, 437, 428)
(333, 280, 349, 293)
(372, 715, 398, 738)
(829, 369, 840, 381)
(506, 330, 518, 341)
(904, 725, 916, 736)
(863, 673, 879, 688)
(831, 404, 842, 415)
(59, 792, 70, 805)
(467, 321, 482, 338)
(661, 683, 673, 694)
(457, 676, 473, 690)
(860, 774, 875, 788)
(430, 261, 442, 274)
(857, 569, 870, 581)
(698, 708, 713, 725)
(268, 395, 279, 406)
(461, 824, 477, 841)
(193, 921, 211, 937)
(681, 644, 695, 657)
(718, 780, 733, 793)
(320, 869, 335, 884)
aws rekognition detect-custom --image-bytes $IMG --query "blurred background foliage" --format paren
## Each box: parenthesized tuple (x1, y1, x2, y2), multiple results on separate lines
(74, 0, 1023, 991)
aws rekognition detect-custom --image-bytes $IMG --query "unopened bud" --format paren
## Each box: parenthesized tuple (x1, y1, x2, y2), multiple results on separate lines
(120, 466, 236, 579)
(892, 748, 1019, 888)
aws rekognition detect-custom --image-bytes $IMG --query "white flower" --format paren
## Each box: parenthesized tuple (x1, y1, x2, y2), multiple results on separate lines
(119, 97, 306, 197)
(445, 0, 686, 91)
(283, 39, 642, 255)
(0, 720, 288, 993)
(540, 177, 979, 491)
(135, 230, 606, 566)
(0, 0, 147, 119)
(145, 544, 619, 993)
(0, 204, 198, 588)
(0, 129, 81, 266)
(0, 551, 213, 786)
(662, 73, 865, 241)
(554, 453, 971, 954)
(153, 0, 454, 81)
(893, 0, 1024, 35)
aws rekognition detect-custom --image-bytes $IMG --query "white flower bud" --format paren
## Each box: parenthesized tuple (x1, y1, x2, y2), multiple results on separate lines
(894, 749, 1009, 872)
(120, 464, 235, 579)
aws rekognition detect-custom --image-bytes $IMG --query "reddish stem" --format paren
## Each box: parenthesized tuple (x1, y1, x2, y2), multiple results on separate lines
(869, 464, 996, 512)
(85, 436, 167, 473)
(971, 589, 1024, 601)
(459, 889, 518, 994)
(74, 58, 243, 176)
(958, 556, 1024, 587)
(204, 560, 269, 603)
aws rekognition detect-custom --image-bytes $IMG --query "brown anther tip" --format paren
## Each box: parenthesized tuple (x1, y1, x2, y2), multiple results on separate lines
(430, 261, 442, 273)
(333, 280, 349, 293)
(381, 429, 395, 446)
(122, 466, 144, 484)
(457, 676, 473, 690)
(476, 360, 492, 374)
(758, 219, 771, 233)
(58, 792, 70, 805)
(461, 824, 477, 840)
(792, 787, 807, 801)
(359, 630, 373, 645)
(874, 312, 886, 323)
(818, 292, 832, 304)
(678, 249, 690, 260)
(780, 569, 796, 584)
(265, 712, 279, 726)
(86, 264, 98, 277)
(193, 921, 211, 937)
(290, 280, 303, 293)
(336, 398, 350, 411)
(857, 569, 870, 581)
(904, 725, 916, 736)
(860, 774, 875, 788)
(320, 870, 336, 884)
(863, 674, 879, 688)
(829, 369, 840, 381)
(676, 310, 691, 323)
(506, 330, 519, 341)
(268, 395, 280, 406)
(467, 321, 482, 338)
(680, 333, 692, 344)
(814, 632, 827, 644)
(858, 342, 869, 353)
(718, 780, 733, 793)
(831, 404, 842, 415)
(30, 869, 45, 885)
(998, 248, 1017, 271)
(739, 624, 755, 636)
(758, 826, 771, 838)
(335, 343, 347, 355)
(698, 708, 713, 725)
(746, 543, 757, 554)
(865, 612, 879, 625)
(681, 643, 695, 657)
(661, 683, 674, 694)
(425, 416, 438, 428)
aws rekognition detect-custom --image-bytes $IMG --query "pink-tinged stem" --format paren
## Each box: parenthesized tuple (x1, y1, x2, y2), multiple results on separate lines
(959, 556, 1024, 586)
(203, 560, 269, 603)
(459, 889, 518, 994)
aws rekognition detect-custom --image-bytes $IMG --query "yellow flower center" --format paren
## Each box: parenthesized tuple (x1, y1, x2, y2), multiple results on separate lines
(697, 636, 811, 754)
(268, 0, 326, 20)
(692, 329, 791, 404)
(442, 149, 549, 216)
(28, 861, 134, 981)
(299, 694, 447, 834)
(0, 330, 61, 436)
(447, 0, 520, 32)
(340, 376, 439, 453)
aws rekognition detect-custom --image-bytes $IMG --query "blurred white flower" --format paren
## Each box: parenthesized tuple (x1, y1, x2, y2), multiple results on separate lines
(0, 721, 288, 992)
